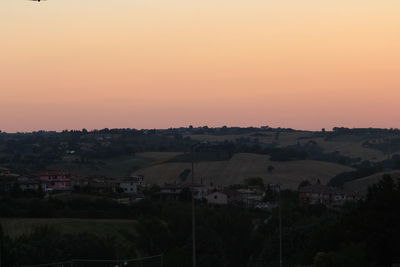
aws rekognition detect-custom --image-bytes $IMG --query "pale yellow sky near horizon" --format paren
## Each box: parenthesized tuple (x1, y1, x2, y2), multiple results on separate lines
(1, 0, 399, 132)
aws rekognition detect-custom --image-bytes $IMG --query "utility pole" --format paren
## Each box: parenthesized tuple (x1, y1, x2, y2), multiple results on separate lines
(278, 185, 282, 267)
(191, 145, 196, 267)
(0, 224, 3, 267)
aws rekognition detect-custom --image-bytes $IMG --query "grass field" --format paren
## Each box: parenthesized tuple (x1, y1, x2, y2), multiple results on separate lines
(312, 137, 387, 162)
(189, 131, 387, 162)
(0, 218, 138, 243)
(133, 153, 354, 190)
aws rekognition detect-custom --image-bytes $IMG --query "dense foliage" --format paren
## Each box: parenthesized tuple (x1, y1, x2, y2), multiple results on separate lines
(1, 176, 400, 266)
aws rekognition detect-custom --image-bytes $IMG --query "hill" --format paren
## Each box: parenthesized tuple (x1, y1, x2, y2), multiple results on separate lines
(188, 131, 387, 161)
(46, 152, 182, 178)
(134, 153, 354, 189)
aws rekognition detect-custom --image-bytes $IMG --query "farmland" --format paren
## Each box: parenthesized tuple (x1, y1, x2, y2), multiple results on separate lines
(0, 218, 138, 247)
(134, 153, 354, 189)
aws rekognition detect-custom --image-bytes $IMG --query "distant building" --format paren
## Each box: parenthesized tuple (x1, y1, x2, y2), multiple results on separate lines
(299, 184, 363, 205)
(186, 183, 209, 200)
(205, 190, 241, 205)
(36, 170, 72, 191)
(156, 183, 210, 201)
(87, 178, 118, 194)
(206, 191, 228, 205)
(236, 188, 264, 208)
(0, 175, 41, 192)
(0, 167, 11, 177)
(156, 184, 185, 201)
(113, 178, 138, 195)
(70, 176, 90, 188)
(130, 175, 145, 186)
(16, 176, 41, 191)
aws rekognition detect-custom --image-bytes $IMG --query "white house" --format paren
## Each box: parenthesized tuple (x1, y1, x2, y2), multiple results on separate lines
(187, 183, 209, 200)
(114, 178, 138, 195)
(16, 176, 41, 191)
(206, 190, 241, 204)
(206, 191, 228, 205)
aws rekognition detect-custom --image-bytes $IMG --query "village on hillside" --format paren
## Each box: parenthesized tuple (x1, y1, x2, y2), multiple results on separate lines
(0, 166, 363, 208)
(0, 128, 399, 266)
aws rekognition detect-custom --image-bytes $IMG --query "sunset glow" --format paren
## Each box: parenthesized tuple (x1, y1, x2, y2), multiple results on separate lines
(1, 0, 400, 132)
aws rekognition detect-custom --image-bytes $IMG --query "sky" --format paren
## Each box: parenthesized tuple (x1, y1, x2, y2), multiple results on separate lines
(1, 0, 399, 132)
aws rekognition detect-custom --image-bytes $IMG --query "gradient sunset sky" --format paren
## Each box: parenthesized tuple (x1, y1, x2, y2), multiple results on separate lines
(1, 0, 399, 132)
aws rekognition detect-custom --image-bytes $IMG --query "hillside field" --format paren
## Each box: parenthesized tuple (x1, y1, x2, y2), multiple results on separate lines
(188, 131, 387, 161)
(134, 153, 354, 189)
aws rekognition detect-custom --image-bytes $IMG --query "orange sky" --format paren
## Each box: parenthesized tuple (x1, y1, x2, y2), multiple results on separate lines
(1, 0, 399, 132)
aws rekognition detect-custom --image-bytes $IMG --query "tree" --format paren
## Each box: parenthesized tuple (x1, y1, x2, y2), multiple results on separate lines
(268, 165, 275, 173)
(341, 174, 400, 265)
(298, 180, 311, 189)
(314, 244, 369, 267)
(244, 177, 264, 187)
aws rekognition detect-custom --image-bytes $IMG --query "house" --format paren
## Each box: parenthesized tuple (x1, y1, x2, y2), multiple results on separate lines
(156, 184, 185, 201)
(16, 176, 41, 191)
(70, 176, 90, 188)
(343, 191, 364, 202)
(186, 183, 209, 200)
(299, 184, 363, 205)
(237, 188, 264, 208)
(87, 178, 118, 194)
(0, 167, 11, 177)
(0, 176, 41, 192)
(130, 175, 144, 186)
(206, 191, 228, 205)
(36, 170, 72, 191)
(155, 183, 210, 201)
(205, 190, 241, 205)
(299, 185, 341, 205)
(113, 178, 138, 195)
